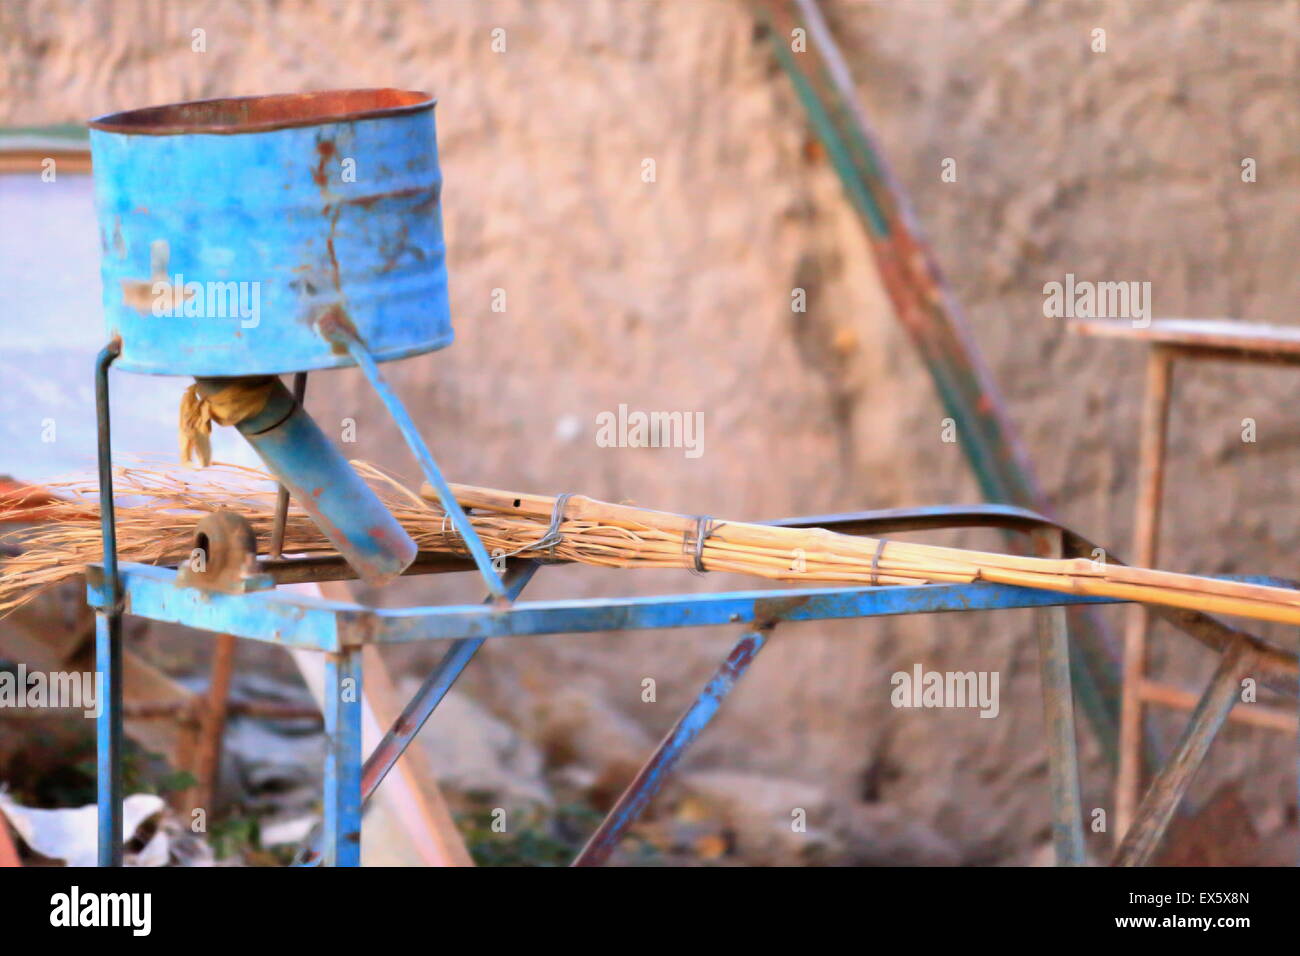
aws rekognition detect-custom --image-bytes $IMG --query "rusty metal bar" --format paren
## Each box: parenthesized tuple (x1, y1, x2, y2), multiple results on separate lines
(1031, 528, 1085, 865)
(188, 633, 238, 814)
(754, 0, 1129, 767)
(260, 551, 505, 584)
(5, 700, 321, 721)
(1117, 347, 1174, 838)
(573, 628, 774, 866)
(1114, 641, 1254, 867)
(1159, 344, 1300, 367)
(773, 503, 1297, 693)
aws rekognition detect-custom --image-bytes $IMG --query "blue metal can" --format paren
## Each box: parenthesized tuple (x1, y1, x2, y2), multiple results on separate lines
(89, 90, 451, 376)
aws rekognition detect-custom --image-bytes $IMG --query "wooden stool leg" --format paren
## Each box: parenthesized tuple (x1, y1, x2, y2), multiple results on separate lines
(189, 634, 236, 815)
(1117, 347, 1173, 838)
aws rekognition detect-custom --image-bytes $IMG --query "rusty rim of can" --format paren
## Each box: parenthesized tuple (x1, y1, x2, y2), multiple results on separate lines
(88, 89, 435, 136)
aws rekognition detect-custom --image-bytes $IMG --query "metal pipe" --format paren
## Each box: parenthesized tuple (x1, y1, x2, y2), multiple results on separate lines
(757, 0, 1133, 772)
(1114, 641, 1254, 866)
(573, 628, 773, 866)
(341, 336, 507, 600)
(322, 648, 363, 867)
(197, 375, 416, 587)
(1031, 528, 1086, 866)
(774, 503, 1298, 694)
(361, 561, 540, 800)
(94, 340, 124, 867)
(295, 560, 540, 866)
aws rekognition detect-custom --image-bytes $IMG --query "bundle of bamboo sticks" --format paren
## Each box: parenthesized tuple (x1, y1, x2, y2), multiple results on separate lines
(433, 484, 1300, 627)
(2, 462, 1298, 627)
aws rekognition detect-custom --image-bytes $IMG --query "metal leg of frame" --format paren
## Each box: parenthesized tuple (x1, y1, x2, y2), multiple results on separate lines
(95, 340, 124, 867)
(95, 611, 123, 866)
(294, 561, 540, 866)
(322, 649, 364, 867)
(1114, 640, 1253, 867)
(573, 628, 773, 867)
(1031, 529, 1085, 866)
(361, 561, 540, 799)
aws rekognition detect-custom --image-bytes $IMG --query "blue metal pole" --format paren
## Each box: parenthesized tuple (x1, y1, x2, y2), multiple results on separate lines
(322, 649, 364, 867)
(342, 338, 507, 600)
(573, 628, 773, 866)
(198, 375, 417, 587)
(294, 561, 540, 866)
(94, 341, 124, 867)
(361, 561, 540, 800)
(94, 613, 123, 866)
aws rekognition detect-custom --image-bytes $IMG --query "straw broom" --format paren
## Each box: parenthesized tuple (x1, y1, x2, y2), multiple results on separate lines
(429, 484, 1300, 627)
(2, 462, 1298, 627)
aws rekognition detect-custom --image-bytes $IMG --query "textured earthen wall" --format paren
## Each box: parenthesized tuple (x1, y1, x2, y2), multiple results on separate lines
(3, 0, 1295, 862)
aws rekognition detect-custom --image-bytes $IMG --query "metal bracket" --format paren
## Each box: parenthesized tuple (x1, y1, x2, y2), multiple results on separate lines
(176, 510, 276, 594)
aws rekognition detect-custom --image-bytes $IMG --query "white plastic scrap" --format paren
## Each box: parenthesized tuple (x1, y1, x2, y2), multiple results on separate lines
(0, 791, 170, 867)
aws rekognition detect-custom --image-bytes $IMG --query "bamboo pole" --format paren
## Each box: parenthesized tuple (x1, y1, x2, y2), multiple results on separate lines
(436, 483, 1300, 627)
(3, 466, 1299, 630)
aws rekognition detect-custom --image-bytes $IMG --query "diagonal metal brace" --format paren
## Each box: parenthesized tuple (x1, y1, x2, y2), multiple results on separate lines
(1113, 640, 1256, 866)
(294, 561, 541, 865)
(336, 332, 508, 600)
(573, 627, 775, 866)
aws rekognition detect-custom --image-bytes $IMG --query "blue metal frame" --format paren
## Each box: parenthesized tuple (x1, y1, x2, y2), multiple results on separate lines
(89, 558, 1296, 867)
(321, 650, 363, 866)
(87, 563, 1123, 651)
(94, 341, 124, 867)
(89, 561, 1117, 866)
(86, 343, 1298, 868)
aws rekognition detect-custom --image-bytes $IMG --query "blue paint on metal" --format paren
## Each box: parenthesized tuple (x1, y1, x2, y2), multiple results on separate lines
(94, 342, 125, 867)
(89, 550, 1296, 867)
(361, 580, 1120, 643)
(94, 611, 124, 867)
(343, 338, 507, 599)
(322, 649, 363, 867)
(91, 562, 1135, 649)
(360, 561, 539, 799)
(574, 629, 771, 866)
(88, 90, 452, 377)
(87, 563, 347, 651)
(212, 376, 416, 585)
(95, 562, 1292, 651)
(296, 561, 541, 865)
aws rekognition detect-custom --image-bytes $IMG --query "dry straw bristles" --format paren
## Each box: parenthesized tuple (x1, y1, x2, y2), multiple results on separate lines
(2, 461, 1299, 627)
